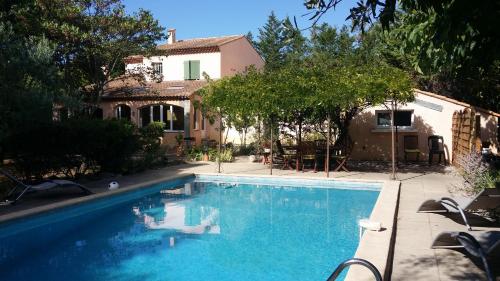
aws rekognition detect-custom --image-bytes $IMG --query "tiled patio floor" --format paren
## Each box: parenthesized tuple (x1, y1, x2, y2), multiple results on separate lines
(1, 160, 498, 280)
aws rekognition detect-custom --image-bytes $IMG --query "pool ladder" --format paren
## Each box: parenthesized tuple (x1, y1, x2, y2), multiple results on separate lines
(327, 258, 382, 281)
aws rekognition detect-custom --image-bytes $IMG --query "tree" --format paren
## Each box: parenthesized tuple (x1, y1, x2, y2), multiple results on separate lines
(0, 6, 61, 161)
(8, 0, 165, 109)
(303, 0, 500, 111)
(255, 11, 286, 72)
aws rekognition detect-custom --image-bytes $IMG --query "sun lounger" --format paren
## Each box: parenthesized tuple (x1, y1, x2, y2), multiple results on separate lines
(431, 231, 499, 281)
(0, 168, 92, 205)
(417, 188, 500, 230)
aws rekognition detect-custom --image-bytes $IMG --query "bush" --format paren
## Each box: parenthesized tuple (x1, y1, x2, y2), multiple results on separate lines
(186, 146, 233, 162)
(138, 122, 167, 167)
(6, 119, 141, 180)
(453, 152, 497, 196)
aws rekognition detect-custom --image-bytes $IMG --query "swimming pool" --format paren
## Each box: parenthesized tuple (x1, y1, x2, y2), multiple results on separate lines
(0, 175, 381, 281)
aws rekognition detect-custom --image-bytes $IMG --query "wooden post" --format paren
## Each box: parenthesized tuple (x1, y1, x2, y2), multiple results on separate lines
(218, 111, 222, 174)
(270, 118, 273, 175)
(391, 100, 396, 180)
(326, 115, 331, 178)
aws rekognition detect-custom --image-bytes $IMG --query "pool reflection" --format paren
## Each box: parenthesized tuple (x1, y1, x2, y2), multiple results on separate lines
(132, 183, 221, 235)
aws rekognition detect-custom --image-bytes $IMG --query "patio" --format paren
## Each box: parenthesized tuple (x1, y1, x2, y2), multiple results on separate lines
(0, 160, 497, 280)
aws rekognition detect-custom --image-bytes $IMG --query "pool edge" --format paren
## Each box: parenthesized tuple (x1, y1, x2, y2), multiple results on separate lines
(0, 173, 196, 225)
(345, 180, 400, 281)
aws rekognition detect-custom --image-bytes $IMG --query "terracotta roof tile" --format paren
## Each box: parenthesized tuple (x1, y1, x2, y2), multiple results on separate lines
(157, 35, 243, 55)
(102, 78, 207, 101)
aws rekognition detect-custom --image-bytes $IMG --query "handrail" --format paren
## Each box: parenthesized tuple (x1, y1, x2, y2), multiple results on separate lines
(327, 258, 382, 281)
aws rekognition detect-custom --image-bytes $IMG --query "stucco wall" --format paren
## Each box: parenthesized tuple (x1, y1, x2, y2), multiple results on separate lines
(350, 91, 463, 162)
(126, 53, 222, 81)
(349, 90, 499, 162)
(220, 37, 264, 76)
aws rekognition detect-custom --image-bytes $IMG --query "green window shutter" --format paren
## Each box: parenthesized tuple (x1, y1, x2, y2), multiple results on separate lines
(190, 60, 200, 80)
(183, 61, 190, 80)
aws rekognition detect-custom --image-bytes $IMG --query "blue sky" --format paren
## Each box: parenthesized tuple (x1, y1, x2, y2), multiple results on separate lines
(123, 0, 357, 43)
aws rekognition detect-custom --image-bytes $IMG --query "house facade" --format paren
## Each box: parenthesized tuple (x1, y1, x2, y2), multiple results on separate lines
(100, 29, 264, 147)
(349, 89, 499, 162)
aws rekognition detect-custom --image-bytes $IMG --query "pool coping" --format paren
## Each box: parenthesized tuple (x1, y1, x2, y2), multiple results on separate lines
(0, 173, 196, 224)
(0, 172, 400, 281)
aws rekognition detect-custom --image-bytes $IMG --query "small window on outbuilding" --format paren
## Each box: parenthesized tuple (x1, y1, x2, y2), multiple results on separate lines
(376, 110, 413, 127)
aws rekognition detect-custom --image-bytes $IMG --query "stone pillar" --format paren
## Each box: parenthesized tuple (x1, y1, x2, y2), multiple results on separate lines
(183, 100, 191, 138)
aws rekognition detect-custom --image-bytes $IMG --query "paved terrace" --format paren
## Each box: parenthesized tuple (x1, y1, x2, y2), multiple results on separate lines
(1, 160, 498, 280)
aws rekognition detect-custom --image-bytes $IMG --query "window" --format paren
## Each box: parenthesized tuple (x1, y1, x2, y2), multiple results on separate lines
(201, 113, 206, 130)
(183, 60, 200, 80)
(115, 104, 131, 121)
(152, 62, 163, 75)
(139, 104, 184, 130)
(376, 110, 413, 127)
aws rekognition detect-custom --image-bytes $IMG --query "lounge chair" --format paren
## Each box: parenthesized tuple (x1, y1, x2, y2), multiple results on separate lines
(0, 168, 93, 205)
(431, 231, 500, 281)
(417, 188, 500, 230)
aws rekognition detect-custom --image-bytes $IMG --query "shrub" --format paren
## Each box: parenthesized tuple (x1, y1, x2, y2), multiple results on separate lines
(453, 152, 496, 196)
(6, 119, 141, 180)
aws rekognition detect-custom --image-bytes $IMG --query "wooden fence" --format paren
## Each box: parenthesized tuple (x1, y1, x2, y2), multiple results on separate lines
(451, 108, 477, 166)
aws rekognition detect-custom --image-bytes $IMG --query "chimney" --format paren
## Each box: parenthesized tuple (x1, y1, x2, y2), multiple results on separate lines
(167, 29, 176, 44)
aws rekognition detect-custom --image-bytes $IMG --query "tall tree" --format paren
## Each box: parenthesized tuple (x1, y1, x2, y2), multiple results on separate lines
(0, 8, 61, 160)
(8, 0, 165, 108)
(255, 11, 286, 72)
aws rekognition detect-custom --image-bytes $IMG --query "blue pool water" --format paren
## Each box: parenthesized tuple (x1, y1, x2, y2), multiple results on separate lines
(0, 175, 380, 281)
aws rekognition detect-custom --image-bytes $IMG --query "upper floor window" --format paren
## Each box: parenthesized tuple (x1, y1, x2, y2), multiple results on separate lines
(184, 60, 200, 80)
(152, 62, 163, 75)
(376, 110, 413, 128)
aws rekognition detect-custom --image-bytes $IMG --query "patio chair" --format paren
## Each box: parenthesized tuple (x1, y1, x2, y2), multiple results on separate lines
(403, 135, 420, 163)
(331, 140, 354, 172)
(0, 168, 93, 205)
(301, 141, 317, 172)
(431, 231, 500, 281)
(428, 135, 446, 165)
(417, 188, 500, 230)
(275, 140, 296, 169)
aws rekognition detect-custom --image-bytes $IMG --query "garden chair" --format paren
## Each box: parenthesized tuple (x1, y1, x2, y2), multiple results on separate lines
(0, 168, 93, 205)
(403, 135, 420, 163)
(275, 140, 296, 169)
(331, 140, 354, 172)
(428, 135, 446, 165)
(301, 141, 317, 172)
(417, 188, 500, 230)
(431, 231, 499, 281)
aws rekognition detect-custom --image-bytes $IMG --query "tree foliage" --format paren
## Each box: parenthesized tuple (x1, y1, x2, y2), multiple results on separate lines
(198, 25, 414, 146)
(303, 0, 500, 111)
